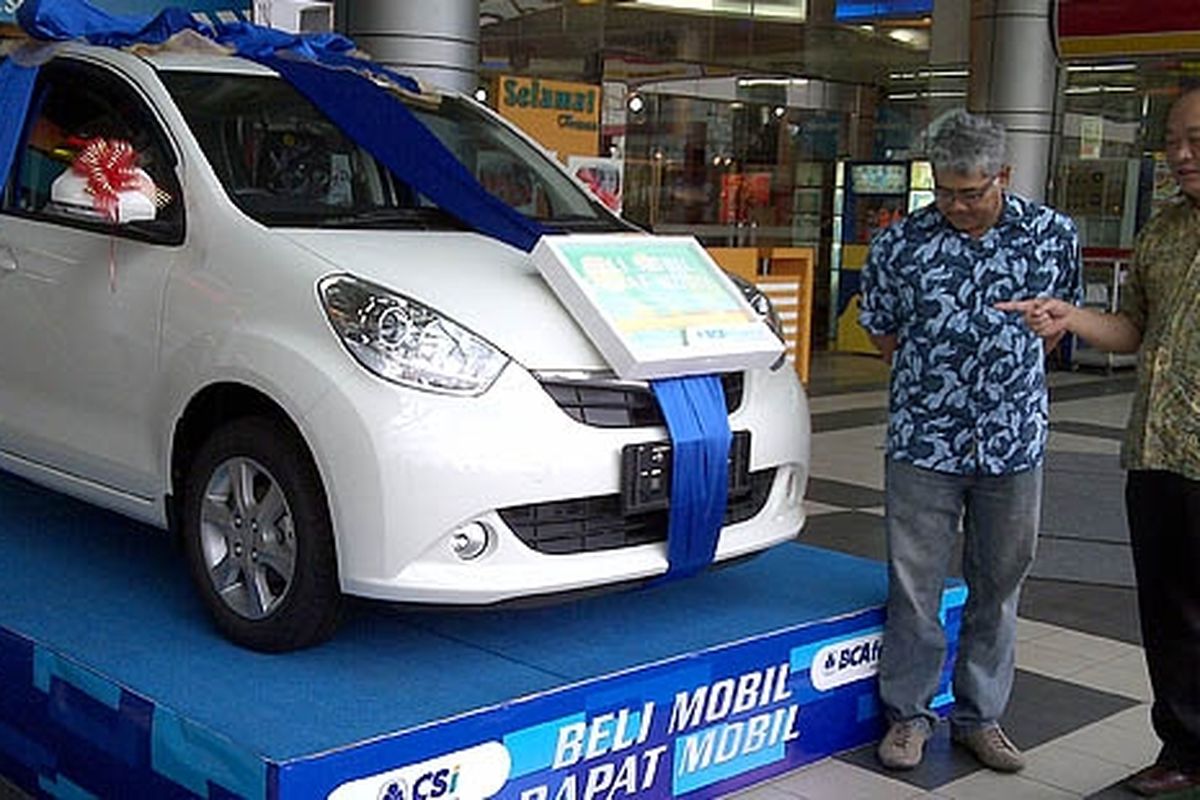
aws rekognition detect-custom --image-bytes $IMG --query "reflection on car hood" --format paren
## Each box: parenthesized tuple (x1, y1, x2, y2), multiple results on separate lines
(281, 229, 608, 371)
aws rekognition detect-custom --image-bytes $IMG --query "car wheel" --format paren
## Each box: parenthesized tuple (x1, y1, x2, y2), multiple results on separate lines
(181, 416, 342, 651)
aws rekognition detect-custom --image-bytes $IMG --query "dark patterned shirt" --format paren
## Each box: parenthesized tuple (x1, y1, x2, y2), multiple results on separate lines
(1120, 196, 1200, 480)
(859, 193, 1081, 475)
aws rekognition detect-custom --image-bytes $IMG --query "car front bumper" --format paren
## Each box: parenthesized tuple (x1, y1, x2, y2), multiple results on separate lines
(302, 361, 810, 604)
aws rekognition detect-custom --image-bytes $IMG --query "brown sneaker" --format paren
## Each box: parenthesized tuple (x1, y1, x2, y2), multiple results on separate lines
(952, 725, 1025, 772)
(877, 719, 931, 770)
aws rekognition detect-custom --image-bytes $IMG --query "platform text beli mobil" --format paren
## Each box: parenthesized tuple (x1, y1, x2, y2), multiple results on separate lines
(520, 661, 800, 800)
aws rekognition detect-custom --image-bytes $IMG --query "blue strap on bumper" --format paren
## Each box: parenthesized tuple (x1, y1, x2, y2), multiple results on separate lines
(650, 375, 732, 580)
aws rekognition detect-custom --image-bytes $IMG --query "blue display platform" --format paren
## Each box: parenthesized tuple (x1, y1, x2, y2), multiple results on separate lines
(0, 470, 965, 799)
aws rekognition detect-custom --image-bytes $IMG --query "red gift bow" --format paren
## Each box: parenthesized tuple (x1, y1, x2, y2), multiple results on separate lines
(70, 137, 156, 222)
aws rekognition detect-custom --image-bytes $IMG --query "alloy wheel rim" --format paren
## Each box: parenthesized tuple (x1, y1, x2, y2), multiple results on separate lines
(199, 456, 297, 620)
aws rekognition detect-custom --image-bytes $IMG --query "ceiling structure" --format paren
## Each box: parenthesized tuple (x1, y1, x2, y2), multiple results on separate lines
(479, 1, 931, 90)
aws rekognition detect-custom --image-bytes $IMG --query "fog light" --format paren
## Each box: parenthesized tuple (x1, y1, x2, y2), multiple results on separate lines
(450, 521, 491, 560)
(784, 467, 802, 506)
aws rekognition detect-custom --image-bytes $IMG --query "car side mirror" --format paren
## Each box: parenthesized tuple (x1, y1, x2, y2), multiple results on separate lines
(49, 170, 158, 224)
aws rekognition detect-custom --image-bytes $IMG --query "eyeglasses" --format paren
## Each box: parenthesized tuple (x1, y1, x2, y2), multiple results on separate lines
(933, 175, 998, 205)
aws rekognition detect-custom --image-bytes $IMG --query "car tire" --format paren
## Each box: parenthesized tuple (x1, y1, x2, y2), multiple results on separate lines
(181, 415, 342, 652)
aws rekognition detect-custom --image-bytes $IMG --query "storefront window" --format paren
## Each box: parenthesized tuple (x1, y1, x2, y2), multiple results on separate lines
(1054, 58, 1200, 250)
(1055, 62, 1144, 249)
(479, 1, 931, 348)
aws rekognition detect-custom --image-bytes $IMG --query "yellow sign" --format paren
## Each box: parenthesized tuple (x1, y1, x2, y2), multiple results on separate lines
(497, 75, 600, 163)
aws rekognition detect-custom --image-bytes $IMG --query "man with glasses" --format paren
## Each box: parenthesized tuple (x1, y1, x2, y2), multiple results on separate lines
(859, 109, 1080, 773)
(999, 86, 1200, 797)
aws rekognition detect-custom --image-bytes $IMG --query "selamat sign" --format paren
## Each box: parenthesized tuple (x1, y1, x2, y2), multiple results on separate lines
(496, 75, 601, 164)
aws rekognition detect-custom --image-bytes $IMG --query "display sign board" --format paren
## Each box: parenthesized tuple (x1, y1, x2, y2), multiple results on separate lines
(497, 75, 600, 164)
(532, 235, 784, 379)
(835, 0, 931, 22)
(2, 0, 249, 23)
(1058, 0, 1200, 55)
(850, 163, 907, 195)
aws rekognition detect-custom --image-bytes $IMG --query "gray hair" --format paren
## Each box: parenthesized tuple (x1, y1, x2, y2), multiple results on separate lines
(926, 109, 1007, 176)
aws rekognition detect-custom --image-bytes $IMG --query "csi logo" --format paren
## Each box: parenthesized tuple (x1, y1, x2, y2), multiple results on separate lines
(380, 768, 461, 800)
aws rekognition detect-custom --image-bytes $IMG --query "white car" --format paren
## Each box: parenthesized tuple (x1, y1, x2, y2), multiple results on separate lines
(0, 42, 810, 651)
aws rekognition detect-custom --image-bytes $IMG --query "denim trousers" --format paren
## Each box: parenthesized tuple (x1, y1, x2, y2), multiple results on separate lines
(878, 458, 1041, 732)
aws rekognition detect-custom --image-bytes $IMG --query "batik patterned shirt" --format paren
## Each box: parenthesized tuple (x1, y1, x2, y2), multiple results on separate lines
(859, 193, 1081, 475)
(1120, 196, 1200, 480)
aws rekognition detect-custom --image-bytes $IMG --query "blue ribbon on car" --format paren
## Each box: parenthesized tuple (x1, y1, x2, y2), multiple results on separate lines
(249, 52, 549, 255)
(0, 60, 37, 196)
(2, 0, 734, 583)
(9, 0, 546, 252)
(650, 376, 732, 580)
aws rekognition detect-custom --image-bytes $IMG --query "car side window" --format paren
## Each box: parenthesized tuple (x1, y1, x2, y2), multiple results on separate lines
(6, 59, 184, 244)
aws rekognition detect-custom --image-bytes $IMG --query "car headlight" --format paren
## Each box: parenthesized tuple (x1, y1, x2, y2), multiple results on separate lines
(726, 273, 787, 370)
(726, 272, 783, 338)
(319, 274, 509, 395)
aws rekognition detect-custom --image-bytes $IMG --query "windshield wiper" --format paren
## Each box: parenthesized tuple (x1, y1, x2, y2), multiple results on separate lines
(537, 214, 636, 232)
(312, 207, 468, 230)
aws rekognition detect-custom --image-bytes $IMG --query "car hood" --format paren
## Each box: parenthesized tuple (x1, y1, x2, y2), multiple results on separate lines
(281, 229, 609, 371)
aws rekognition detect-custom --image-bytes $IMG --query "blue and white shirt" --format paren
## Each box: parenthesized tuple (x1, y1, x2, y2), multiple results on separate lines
(859, 193, 1081, 475)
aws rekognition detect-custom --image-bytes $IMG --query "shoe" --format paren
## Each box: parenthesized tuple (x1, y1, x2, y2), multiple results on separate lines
(877, 719, 930, 770)
(1126, 763, 1200, 797)
(951, 725, 1025, 772)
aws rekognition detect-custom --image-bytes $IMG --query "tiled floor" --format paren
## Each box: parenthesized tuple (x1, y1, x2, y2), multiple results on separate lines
(733, 353, 1159, 800)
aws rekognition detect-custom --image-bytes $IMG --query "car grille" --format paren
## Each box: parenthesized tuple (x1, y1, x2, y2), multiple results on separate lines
(536, 372, 745, 428)
(498, 467, 776, 555)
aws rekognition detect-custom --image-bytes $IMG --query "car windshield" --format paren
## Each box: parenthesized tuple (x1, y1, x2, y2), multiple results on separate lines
(161, 70, 627, 232)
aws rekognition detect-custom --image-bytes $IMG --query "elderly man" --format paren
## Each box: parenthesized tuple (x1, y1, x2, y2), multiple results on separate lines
(859, 109, 1080, 772)
(1000, 85, 1200, 797)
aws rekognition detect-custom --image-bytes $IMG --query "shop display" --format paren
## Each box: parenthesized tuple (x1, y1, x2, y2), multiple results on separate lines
(833, 159, 930, 353)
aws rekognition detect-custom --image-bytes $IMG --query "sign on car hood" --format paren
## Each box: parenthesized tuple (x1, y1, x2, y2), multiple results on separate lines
(281, 229, 609, 371)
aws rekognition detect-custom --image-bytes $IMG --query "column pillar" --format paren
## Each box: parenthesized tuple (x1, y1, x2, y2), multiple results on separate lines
(339, 0, 480, 94)
(968, 0, 1059, 201)
(928, 0, 970, 122)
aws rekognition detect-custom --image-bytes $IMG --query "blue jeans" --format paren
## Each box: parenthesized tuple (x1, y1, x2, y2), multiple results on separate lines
(878, 458, 1041, 732)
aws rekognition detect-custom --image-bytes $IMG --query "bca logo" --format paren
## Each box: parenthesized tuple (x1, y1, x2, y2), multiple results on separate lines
(810, 631, 883, 692)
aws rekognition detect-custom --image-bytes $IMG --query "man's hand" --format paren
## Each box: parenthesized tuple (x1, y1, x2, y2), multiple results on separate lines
(995, 298, 1074, 339)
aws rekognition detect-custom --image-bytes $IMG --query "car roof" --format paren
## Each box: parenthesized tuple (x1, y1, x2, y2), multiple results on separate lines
(48, 40, 451, 99)
(47, 40, 277, 77)
(139, 50, 277, 77)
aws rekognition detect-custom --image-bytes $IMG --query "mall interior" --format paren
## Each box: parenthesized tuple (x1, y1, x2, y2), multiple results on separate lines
(314, 0, 1185, 361)
(0, 0, 1187, 797)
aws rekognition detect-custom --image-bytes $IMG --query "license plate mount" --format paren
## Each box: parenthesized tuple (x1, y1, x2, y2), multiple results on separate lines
(620, 431, 751, 515)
